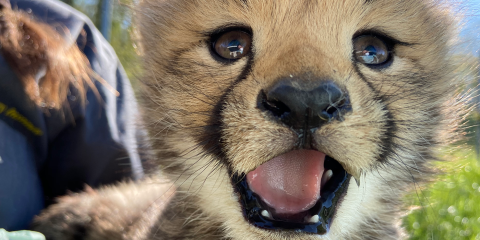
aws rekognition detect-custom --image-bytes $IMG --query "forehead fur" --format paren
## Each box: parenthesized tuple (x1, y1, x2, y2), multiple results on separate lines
(139, 0, 454, 68)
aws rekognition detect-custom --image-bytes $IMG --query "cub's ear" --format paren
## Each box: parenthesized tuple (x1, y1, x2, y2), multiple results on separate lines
(0, 2, 93, 109)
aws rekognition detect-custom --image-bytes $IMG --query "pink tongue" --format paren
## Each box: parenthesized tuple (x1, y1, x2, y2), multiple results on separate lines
(246, 150, 325, 215)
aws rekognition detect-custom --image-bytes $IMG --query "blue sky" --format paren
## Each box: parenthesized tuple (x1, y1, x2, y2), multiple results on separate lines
(460, 0, 480, 53)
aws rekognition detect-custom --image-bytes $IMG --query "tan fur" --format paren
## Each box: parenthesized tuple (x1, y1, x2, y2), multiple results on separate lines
(32, 0, 467, 239)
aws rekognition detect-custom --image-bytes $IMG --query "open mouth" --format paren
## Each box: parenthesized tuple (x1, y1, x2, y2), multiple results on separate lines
(233, 149, 350, 235)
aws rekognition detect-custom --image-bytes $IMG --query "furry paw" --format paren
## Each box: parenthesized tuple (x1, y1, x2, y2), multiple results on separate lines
(32, 180, 175, 240)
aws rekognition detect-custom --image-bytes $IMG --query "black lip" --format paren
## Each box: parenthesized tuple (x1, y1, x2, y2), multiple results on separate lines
(232, 156, 351, 235)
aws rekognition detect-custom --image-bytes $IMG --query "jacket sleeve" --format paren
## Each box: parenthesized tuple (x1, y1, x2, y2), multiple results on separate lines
(10, 0, 146, 203)
(0, 55, 46, 231)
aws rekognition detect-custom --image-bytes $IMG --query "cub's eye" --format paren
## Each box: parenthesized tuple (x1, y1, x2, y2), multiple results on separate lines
(213, 30, 251, 60)
(353, 35, 390, 66)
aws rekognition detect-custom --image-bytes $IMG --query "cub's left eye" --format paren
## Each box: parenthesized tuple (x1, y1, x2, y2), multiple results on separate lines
(353, 35, 391, 66)
(213, 30, 252, 60)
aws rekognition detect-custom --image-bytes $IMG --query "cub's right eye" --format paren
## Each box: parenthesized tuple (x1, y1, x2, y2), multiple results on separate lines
(352, 35, 392, 67)
(213, 30, 252, 60)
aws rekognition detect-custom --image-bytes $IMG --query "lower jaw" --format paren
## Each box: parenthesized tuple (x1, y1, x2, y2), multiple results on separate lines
(232, 156, 351, 235)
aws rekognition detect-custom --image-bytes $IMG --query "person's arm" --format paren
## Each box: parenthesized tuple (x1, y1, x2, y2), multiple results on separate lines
(0, 0, 146, 230)
(9, 0, 145, 202)
(0, 54, 46, 231)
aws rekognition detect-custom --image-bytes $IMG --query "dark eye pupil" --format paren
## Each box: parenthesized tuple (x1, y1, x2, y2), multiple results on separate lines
(360, 45, 378, 64)
(364, 45, 376, 56)
(227, 40, 244, 58)
(353, 35, 390, 66)
(213, 30, 251, 60)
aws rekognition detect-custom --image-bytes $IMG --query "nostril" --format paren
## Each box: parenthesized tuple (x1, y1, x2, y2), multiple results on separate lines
(338, 98, 347, 107)
(325, 106, 337, 115)
(324, 98, 347, 116)
(261, 91, 291, 118)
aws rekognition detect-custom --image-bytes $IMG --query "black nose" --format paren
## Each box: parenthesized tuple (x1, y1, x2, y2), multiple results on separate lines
(259, 79, 350, 130)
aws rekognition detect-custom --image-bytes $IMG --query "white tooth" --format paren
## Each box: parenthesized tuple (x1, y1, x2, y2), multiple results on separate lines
(261, 210, 272, 219)
(321, 169, 333, 187)
(307, 215, 320, 223)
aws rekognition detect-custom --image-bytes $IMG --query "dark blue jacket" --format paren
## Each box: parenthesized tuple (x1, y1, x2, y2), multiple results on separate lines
(0, 0, 146, 230)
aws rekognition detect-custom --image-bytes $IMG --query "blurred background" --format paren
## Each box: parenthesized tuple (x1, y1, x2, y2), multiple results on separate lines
(61, 0, 480, 239)
(59, 0, 141, 85)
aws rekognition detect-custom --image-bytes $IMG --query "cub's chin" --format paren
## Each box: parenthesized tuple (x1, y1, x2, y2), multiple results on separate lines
(233, 150, 350, 235)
